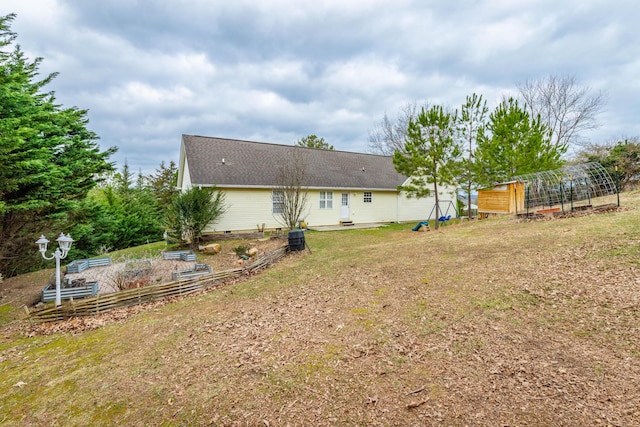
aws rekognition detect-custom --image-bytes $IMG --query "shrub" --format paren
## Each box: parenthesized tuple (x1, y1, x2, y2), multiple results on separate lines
(233, 245, 248, 257)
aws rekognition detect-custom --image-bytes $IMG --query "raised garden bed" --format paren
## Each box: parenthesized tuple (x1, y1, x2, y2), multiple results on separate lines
(66, 257, 111, 273)
(537, 207, 561, 215)
(572, 204, 593, 212)
(162, 250, 196, 261)
(171, 263, 212, 281)
(42, 279, 99, 302)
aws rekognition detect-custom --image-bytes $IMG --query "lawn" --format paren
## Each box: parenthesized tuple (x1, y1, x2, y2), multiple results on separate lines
(1, 192, 639, 426)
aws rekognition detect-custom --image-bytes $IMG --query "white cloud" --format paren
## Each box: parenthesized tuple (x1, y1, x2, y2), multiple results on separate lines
(2, 0, 639, 173)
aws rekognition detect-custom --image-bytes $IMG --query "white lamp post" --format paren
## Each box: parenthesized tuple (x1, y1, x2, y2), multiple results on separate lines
(36, 233, 74, 306)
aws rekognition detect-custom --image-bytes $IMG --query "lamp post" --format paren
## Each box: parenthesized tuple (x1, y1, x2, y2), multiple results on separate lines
(36, 233, 74, 306)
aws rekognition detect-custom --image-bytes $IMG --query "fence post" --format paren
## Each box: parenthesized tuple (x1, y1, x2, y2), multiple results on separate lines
(570, 175, 574, 211)
(615, 166, 620, 207)
(70, 296, 76, 316)
(23, 305, 33, 326)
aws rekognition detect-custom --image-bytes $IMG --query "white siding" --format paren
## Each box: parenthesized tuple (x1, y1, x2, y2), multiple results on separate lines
(305, 190, 340, 226)
(204, 185, 458, 232)
(180, 158, 192, 189)
(397, 185, 458, 222)
(396, 193, 432, 222)
(347, 190, 397, 223)
(204, 188, 282, 233)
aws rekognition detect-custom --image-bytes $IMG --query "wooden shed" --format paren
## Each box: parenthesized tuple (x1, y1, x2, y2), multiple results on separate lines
(477, 181, 525, 215)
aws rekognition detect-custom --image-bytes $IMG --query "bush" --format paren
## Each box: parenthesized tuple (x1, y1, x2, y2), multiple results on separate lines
(233, 246, 248, 257)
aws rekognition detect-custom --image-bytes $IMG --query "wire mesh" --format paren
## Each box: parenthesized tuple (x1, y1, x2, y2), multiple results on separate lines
(514, 162, 616, 209)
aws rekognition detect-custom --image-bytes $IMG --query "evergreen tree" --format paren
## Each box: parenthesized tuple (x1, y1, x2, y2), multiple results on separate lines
(75, 164, 163, 253)
(0, 14, 115, 277)
(295, 135, 334, 150)
(148, 160, 179, 210)
(598, 139, 640, 190)
(458, 93, 488, 218)
(393, 105, 462, 229)
(165, 186, 226, 249)
(474, 98, 564, 187)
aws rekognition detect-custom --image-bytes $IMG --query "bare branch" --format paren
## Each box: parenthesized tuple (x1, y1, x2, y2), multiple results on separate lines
(273, 148, 310, 230)
(517, 74, 607, 149)
(368, 101, 426, 155)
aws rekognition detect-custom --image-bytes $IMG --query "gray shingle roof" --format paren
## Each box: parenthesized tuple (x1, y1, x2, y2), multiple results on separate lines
(182, 134, 407, 190)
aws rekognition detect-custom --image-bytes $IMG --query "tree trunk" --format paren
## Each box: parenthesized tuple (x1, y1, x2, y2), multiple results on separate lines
(433, 181, 440, 230)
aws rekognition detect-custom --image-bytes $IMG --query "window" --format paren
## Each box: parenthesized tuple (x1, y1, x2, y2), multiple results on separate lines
(364, 191, 372, 203)
(272, 190, 284, 214)
(319, 191, 333, 209)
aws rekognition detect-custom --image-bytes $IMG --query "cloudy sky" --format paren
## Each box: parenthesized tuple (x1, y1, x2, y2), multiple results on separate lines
(4, 0, 639, 174)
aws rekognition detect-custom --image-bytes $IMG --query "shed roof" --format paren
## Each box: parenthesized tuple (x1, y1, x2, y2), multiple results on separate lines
(181, 134, 407, 190)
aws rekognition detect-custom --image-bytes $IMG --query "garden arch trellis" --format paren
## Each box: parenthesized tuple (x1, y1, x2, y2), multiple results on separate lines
(514, 162, 617, 210)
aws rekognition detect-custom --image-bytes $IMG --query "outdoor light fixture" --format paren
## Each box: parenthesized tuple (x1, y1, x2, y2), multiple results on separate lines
(36, 233, 74, 306)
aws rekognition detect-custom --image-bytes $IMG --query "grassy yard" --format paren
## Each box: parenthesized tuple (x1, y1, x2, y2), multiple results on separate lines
(1, 192, 639, 426)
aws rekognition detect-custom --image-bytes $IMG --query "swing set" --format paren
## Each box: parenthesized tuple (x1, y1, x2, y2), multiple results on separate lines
(411, 200, 458, 231)
(427, 199, 458, 225)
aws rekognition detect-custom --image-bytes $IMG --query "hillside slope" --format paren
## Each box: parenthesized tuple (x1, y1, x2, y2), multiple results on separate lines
(1, 193, 639, 426)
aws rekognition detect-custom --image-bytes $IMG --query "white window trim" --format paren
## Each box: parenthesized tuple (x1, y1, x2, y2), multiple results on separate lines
(319, 191, 333, 209)
(272, 190, 284, 214)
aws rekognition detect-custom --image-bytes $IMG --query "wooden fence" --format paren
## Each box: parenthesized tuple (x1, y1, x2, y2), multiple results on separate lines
(27, 246, 288, 323)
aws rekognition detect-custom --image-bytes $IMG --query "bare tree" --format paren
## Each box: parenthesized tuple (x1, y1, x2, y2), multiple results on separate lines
(517, 74, 606, 149)
(273, 148, 310, 230)
(368, 102, 426, 155)
(571, 141, 614, 164)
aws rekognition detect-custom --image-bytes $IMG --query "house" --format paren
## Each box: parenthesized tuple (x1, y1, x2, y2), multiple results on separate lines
(176, 135, 457, 232)
(477, 181, 526, 215)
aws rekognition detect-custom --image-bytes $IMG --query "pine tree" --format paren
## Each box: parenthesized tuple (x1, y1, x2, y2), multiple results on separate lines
(474, 98, 564, 187)
(0, 14, 115, 277)
(458, 93, 488, 218)
(295, 135, 334, 150)
(393, 105, 462, 229)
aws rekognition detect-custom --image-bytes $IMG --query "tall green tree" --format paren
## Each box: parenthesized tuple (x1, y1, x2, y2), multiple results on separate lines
(458, 93, 488, 218)
(0, 14, 115, 277)
(147, 160, 179, 211)
(606, 139, 640, 190)
(65, 163, 164, 258)
(393, 105, 462, 229)
(296, 135, 334, 150)
(474, 98, 564, 187)
(67, 188, 121, 258)
(165, 186, 226, 249)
